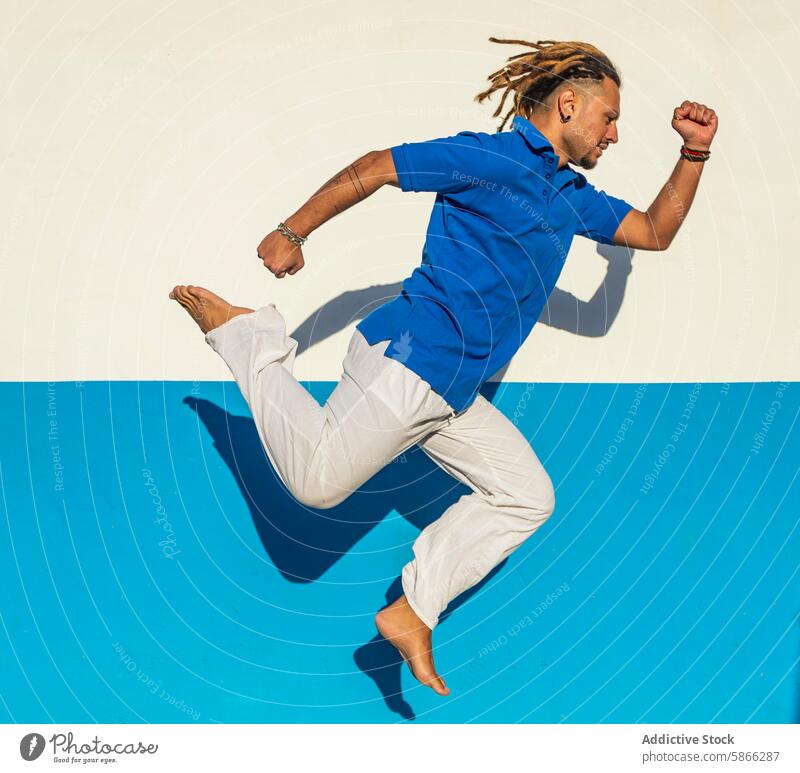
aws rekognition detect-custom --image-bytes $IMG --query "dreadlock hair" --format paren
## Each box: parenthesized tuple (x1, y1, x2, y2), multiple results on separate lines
(475, 37, 621, 132)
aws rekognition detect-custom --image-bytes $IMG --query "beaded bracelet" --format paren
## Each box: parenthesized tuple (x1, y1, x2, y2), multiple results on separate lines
(680, 145, 711, 162)
(276, 221, 307, 246)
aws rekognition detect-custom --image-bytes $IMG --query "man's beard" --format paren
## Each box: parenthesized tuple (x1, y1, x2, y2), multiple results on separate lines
(576, 147, 599, 170)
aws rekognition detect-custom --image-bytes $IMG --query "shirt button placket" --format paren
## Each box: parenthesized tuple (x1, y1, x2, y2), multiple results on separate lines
(543, 154, 554, 199)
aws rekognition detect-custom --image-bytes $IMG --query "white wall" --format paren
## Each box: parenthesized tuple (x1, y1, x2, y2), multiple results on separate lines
(2, 0, 798, 382)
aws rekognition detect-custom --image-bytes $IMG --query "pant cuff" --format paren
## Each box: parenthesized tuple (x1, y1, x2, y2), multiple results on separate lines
(401, 573, 438, 631)
(204, 304, 279, 351)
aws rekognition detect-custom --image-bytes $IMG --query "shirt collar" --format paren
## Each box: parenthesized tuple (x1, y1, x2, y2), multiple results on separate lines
(512, 114, 578, 182)
(511, 114, 554, 151)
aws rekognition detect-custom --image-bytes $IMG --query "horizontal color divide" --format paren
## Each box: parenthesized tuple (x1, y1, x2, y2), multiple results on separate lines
(0, 381, 797, 723)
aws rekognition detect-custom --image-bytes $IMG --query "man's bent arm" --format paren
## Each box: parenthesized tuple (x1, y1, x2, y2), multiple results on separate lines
(614, 99, 717, 251)
(283, 149, 399, 239)
(614, 154, 706, 251)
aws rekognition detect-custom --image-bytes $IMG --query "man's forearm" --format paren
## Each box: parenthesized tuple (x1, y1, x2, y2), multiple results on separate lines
(283, 150, 394, 239)
(646, 152, 706, 249)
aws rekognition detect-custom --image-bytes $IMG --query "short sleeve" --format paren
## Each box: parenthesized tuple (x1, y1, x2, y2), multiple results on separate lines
(573, 175, 635, 245)
(391, 130, 494, 195)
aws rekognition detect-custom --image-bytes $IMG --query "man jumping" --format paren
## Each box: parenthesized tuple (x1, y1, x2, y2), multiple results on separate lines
(170, 37, 717, 697)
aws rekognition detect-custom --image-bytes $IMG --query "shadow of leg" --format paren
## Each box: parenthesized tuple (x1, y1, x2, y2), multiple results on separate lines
(354, 563, 507, 718)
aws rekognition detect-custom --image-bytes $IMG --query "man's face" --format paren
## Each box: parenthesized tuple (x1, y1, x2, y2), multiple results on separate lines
(566, 77, 621, 170)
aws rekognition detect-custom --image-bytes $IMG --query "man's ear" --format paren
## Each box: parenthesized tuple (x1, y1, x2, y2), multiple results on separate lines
(557, 87, 577, 119)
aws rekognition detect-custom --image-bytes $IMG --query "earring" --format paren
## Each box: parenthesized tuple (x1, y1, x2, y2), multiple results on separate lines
(559, 111, 571, 123)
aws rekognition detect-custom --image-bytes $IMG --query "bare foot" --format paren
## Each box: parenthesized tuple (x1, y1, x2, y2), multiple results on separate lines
(169, 285, 253, 334)
(375, 596, 449, 696)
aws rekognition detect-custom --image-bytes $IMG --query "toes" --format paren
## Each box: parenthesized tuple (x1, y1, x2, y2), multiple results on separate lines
(187, 285, 214, 308)
(186, 285, 207, 300)
(173, 286, 202, 318)
(192, 292, 209, 315)
(420, 670, 448, 695)
(186, 286, 214, 312)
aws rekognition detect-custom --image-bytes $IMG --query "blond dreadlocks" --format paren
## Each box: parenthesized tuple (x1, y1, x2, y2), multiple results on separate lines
(475, 37, 621, 132)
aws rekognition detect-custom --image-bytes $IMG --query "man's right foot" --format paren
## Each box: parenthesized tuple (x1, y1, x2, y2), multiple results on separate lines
(169, 284, 254, 334)
(375, 595, 449, 696)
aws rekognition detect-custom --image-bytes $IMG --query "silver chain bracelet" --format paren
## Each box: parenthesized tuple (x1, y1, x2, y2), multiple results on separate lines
(276, 221, 307, 246)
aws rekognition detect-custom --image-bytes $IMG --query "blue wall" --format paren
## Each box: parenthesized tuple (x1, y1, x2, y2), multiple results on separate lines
(1, 381, 797, 723)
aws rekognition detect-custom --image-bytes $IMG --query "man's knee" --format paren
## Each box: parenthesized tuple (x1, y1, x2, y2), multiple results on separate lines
(293, 488, 337, 510)
(540, 477, 556, 516)
(518, 473, 556, 523)
(278, 453, 347, 510)
(292, 480, 348, 510)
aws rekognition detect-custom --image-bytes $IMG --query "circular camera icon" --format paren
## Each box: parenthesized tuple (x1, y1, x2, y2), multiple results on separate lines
(19, 733, 45, 761)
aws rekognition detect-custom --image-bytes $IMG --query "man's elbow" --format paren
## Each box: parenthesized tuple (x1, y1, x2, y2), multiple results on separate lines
(364, 148, 401, 188)
(613, 209, 677, 251)
(656, 230, 676, 251)
(645, 212, 674, 251)
(651, 232, 673, 251)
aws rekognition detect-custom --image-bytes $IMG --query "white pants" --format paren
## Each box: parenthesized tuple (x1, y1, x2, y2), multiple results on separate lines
(205, 304, 556, 630)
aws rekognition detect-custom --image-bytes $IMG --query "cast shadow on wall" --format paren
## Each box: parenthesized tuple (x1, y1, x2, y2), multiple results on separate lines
(185, 244, 633, 718)
(289, 245, 634, 402)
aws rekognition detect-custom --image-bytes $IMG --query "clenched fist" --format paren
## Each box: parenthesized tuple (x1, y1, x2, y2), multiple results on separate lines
(257, 229, 305, 279)
(671, 100, 718, 151)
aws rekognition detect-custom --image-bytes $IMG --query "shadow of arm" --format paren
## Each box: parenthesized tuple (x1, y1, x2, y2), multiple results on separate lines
(540, 245, 635, 337)
(289, 282, 403, 355)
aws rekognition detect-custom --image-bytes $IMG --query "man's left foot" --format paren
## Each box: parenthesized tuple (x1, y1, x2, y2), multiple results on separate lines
(169, 285, 253, 334)
(375, 595, 450, 696)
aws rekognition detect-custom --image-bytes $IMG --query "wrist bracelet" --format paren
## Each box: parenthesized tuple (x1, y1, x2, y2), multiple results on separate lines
(277, 221, 307, 246)
(682, 146, 711, 157)
(680, 145, 711, 162)
(681, 145, 710, 160)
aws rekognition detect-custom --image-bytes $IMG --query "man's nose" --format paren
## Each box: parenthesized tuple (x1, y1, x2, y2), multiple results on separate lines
(607, 123, 619, 144)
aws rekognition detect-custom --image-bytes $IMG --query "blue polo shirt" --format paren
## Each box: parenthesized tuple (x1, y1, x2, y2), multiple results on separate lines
(356, 114, 634, 415)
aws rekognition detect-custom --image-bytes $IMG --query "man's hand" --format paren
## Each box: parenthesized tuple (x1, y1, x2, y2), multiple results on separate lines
(671, 100, 718, 151)
(616, 100, 717, 251)
(255, 150, 399, 278)
(257, 229, 305, 279)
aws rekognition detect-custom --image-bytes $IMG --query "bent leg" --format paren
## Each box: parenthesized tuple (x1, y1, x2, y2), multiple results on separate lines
(205, 304, 331, 504)
(402, 393, 556, 629)
(206, 308, 453, 509)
